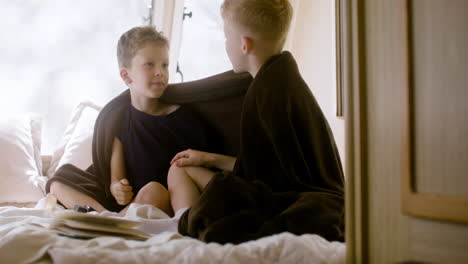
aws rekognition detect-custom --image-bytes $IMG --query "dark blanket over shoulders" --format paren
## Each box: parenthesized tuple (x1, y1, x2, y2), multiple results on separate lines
(45, 92, 132, 211)
(178, 51, 345, 243)
(45, 71, 252, 212)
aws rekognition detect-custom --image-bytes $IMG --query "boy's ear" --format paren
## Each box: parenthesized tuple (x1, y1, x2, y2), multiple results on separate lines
(241, 36, 253, 55)
(120, 68, 132, 85)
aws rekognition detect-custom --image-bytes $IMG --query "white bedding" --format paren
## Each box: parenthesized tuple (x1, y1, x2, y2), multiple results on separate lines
(0, 198, 345, 264)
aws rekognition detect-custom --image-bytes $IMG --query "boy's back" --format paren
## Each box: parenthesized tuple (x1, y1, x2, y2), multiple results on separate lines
(178, 0, 345, 244)
(220, 0, 344, 195)
(234, 51, 344, 195)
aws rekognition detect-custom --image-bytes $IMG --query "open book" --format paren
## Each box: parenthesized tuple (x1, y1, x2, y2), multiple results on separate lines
(49, 211, 151, 241)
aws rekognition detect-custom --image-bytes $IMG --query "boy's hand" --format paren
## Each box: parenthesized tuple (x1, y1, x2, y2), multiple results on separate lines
(110, 179, 133, 205)
(170, 149, 212, 167)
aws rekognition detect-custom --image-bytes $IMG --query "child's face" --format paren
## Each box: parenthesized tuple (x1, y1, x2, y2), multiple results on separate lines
(223, 16, 246, 73)
(124, 42, 169, 99)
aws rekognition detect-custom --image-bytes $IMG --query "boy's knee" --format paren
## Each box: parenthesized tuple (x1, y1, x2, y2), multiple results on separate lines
(49, 181, 66, 195)
(135, 182, 169, 205)
(167, 165, 197, 189)
(167, 164, 185, 188)
(168, 163, 182, 175)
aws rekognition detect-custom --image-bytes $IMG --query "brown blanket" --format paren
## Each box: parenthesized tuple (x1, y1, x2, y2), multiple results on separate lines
(46, 71, 252, 212)
(178, 51, 345, 243)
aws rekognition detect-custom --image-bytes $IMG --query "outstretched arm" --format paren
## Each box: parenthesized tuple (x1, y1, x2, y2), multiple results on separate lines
(170, 149, 236, 172)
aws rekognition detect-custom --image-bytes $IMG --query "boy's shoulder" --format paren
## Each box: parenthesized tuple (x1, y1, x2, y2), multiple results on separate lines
(98, 90, 131, 120)
(254, 51, 305, 90)
(101, 90, 130, 112)
(94, 90, 131, 139)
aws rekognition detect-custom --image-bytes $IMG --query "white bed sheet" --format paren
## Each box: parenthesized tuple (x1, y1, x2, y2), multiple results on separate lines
(0, 197, 345, 264)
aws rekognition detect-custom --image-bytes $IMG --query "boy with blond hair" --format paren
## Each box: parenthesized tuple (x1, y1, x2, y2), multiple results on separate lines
(177, 0, 345, 243)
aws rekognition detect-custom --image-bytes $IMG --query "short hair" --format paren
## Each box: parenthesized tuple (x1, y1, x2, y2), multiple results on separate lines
(117, 26, 169, 68)
(221, 0, 293, 45)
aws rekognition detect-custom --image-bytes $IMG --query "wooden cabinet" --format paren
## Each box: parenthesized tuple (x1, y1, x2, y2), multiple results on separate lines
(343, 0, 468, 263)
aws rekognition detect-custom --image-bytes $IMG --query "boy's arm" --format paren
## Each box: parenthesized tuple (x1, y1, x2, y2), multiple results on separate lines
(110, 138, 127, 184)
(171, 149, 236, 172)
(110, 138, 133, 205)
(205, 152, 236, 171)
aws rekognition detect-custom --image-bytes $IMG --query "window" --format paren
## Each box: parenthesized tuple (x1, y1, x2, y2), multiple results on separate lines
(173, 0, 232, 83)
(1, 1, 149, 153)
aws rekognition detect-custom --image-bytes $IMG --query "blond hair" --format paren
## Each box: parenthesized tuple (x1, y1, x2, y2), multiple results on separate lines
(221, 0, 293, 46)
(117, 26, 168, 68)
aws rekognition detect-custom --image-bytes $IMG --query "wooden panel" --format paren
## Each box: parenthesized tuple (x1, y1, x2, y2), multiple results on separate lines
(346, 0, 468, 262)
(343, 0, 368, 262)
(411, 218, 468, 263)
(364, 0, 411, 262)
(402, 0, 468, 224)
(410, 0, 468, 196)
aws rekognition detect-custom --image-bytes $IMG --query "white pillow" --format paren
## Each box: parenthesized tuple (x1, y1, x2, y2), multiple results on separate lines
(0, 115, 45, 204)
(47, 101, 101, 176)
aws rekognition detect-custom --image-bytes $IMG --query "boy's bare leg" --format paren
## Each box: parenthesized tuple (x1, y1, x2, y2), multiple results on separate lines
(167, 165, 216, 213)
(131, 181, 173, 217)
(49, 181, 106, 212)
(184, 166, 217, 191)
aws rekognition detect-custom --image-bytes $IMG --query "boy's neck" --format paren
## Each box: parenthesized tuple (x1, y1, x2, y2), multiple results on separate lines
(248, 50, 282, 78)
(130, 93, 172, 116)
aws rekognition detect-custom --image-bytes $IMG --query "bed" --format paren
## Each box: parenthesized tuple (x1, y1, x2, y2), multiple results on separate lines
(0, 202, 345, 263)
(0, 71, 345, 263)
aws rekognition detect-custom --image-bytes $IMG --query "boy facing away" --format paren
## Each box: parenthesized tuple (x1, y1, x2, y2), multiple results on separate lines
(176, 0, 345, 243)
(47, 26, 218, 216)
